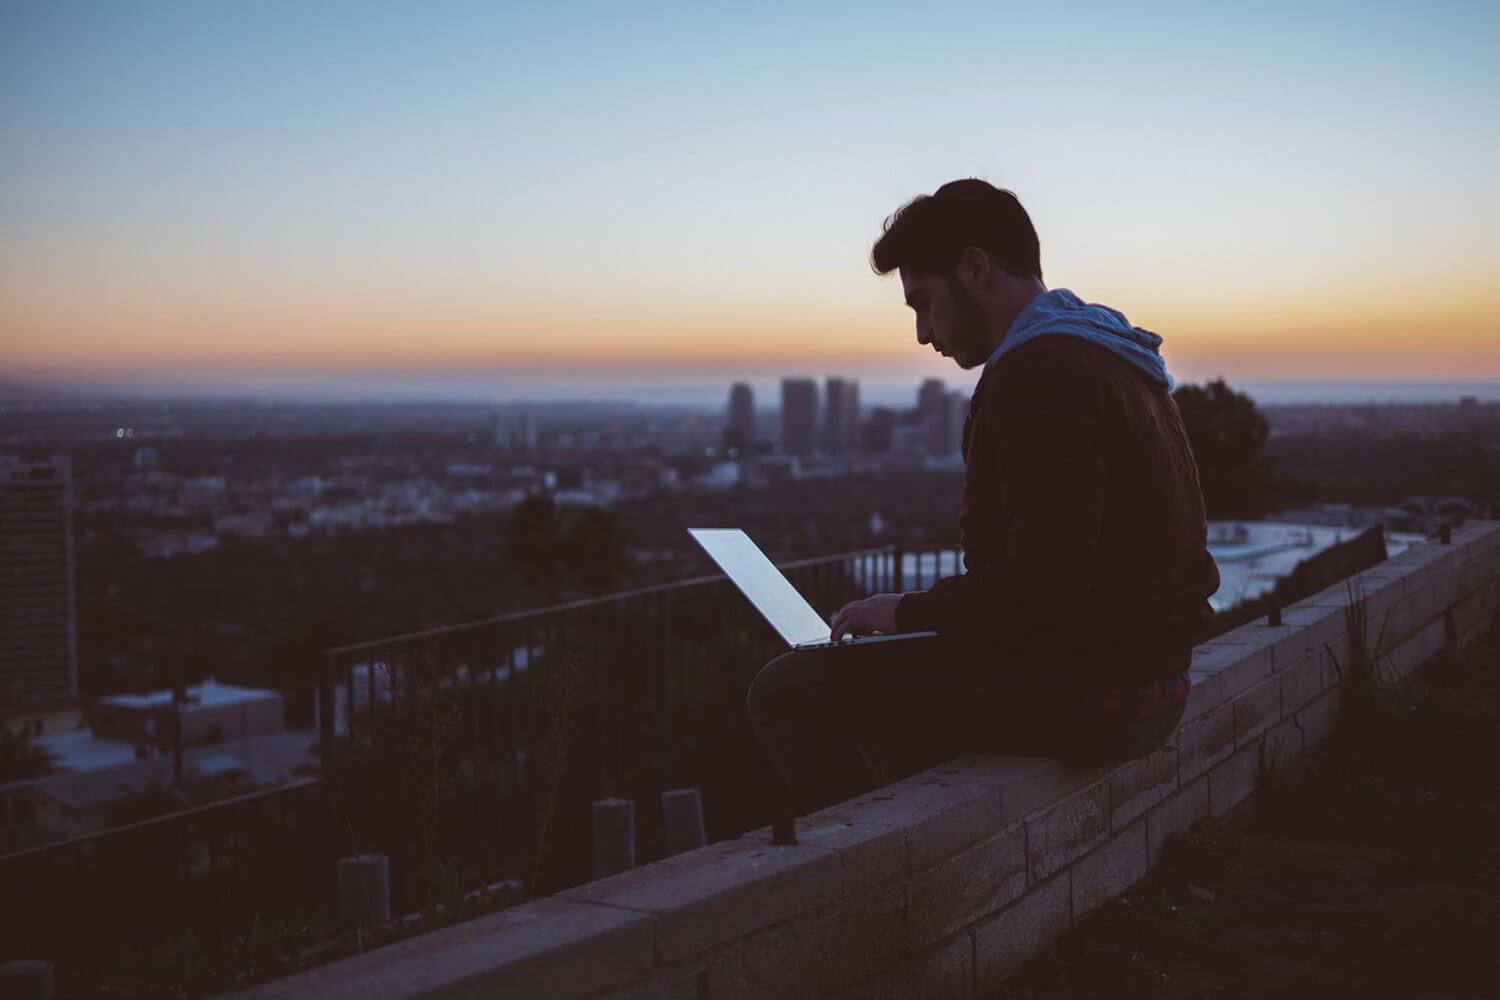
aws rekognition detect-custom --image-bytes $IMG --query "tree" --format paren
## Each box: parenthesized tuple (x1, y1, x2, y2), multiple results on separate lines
(506, 494, 565, 604)
(1172, 378, 1276, 519)
(560, 506, 629, 593)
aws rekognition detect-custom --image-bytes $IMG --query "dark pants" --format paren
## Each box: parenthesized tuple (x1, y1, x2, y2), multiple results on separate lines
(746, 633, 1184, 815)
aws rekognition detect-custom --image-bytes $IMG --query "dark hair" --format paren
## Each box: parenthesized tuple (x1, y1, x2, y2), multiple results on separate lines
(870, 178, 1042, 281)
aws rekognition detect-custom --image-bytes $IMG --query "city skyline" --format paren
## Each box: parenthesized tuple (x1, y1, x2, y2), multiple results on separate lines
(3, 2, 1498, 387)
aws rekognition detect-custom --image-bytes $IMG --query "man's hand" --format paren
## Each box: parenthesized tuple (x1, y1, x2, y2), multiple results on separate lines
(830, 593, 904, 640)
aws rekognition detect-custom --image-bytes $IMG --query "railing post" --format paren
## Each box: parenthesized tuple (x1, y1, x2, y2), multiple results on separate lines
(661, 788, 707, 856)
(0, 960, 52, 999)
(592, 798, 636, 878)
(317, 652, 342, 916)
(893, 547, 905, 592)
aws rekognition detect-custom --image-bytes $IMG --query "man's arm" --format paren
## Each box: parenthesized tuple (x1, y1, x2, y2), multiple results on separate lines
(893, 342, 1113, 650)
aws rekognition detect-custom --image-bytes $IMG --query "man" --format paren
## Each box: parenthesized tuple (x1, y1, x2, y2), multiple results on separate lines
(747, 179, 1220, 815)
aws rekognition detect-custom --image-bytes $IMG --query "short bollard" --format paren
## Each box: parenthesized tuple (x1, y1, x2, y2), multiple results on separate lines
(0, 959, 53, 999)
(592, 798, 636, 878)
(338, 855, 392, 930)
(661, 788, 707, 857)
(1439, 522, 1452, 544)
(1268, 602, 1283, 627)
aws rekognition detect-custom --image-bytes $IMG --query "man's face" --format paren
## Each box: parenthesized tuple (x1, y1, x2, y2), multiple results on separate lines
(899, 268, 991, 369)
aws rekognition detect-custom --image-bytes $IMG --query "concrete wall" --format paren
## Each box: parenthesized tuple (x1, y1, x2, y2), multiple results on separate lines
(227, 521, 1500, 1000)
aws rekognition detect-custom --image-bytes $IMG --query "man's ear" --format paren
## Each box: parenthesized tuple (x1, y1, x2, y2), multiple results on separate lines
(958, 246, 991, 291)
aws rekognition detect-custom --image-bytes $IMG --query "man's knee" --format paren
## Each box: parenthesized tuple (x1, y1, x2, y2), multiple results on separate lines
(746, 651, 805, 731)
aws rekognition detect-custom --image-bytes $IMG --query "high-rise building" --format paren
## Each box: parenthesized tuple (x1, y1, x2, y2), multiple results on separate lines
(780, 378, 819, 458)
(918, 378, 949, 454)
(724, 383, 755, 452)
(944, 390, 970, 456)
(494, 411, 538, 452)
(823, 377, 860, 454)
(860, 407, 897, 453)
(0, 455, 79, 705)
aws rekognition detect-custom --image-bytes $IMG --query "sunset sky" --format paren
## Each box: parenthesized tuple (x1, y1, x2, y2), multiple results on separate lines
(2, 1, 1497, 402)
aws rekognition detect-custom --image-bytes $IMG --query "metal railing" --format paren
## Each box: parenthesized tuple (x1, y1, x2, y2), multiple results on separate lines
(0, 777, 327, 971)
(318, 543, 963, 906)
(0, 542, 962, 972)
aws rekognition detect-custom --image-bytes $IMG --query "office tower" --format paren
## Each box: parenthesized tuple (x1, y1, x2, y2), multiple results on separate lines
(823, 377, 861, 454)
(918, 378, 948, 454)
(724, 382, 755, 452)
(0, 455, 79, 705)
(494, 411, 538, 452)
(780, 378, 819, 459)
(945, 390, 970, 456)
(860, 407, 896, 453)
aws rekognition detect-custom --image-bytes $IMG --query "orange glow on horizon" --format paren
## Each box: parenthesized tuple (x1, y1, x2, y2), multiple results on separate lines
(4, 266, 1498, 381)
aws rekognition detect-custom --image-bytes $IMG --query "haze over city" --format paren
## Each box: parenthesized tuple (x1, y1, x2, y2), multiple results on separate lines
(3, 0, 1498, 404)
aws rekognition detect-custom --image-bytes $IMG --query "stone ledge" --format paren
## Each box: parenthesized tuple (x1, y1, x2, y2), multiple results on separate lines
(230, 521, 1500, 1000)
(226, 895, 654, 1000)
(560, 837, 841, 965)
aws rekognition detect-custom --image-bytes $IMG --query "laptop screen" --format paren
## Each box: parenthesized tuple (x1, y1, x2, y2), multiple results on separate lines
(688, 528, 831, 647)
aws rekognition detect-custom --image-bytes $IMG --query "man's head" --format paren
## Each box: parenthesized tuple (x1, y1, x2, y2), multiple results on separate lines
(871, 179, 1046, 369)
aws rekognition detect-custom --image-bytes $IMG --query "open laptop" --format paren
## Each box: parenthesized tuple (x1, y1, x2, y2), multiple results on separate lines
(688, 528, 938, 650)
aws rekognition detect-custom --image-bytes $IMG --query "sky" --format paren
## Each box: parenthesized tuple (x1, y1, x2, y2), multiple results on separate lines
(2, 0, 1498, 404)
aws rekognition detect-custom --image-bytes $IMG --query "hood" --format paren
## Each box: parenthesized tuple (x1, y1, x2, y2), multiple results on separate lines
(984, 288, 1174, 390)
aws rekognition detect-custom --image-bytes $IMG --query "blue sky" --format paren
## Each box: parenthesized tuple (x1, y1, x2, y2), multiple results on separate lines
(2, 0, 1498, 400)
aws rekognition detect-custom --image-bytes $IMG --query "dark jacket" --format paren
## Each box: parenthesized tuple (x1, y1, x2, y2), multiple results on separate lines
(894, 334, 1220, 682)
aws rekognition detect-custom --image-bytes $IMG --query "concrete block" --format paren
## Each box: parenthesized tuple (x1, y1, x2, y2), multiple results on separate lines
(1146, 777, 1210, 866)
(1026, 780, 1110, 883)
(934, 754, 1110, 827)
(742, 808, 904, 897)
(1346, 569, 1411, 619)
(1233, 675, 1281, 747)
(1482, 579, 1500, 617)
(1383, 618, 1446, 682)
(1176, 702, 1235, 784)
(562, 837, 840, 964)
(1186, 639, 1273, 704)
(1414, 575, 1455, 627)
(813, 881, 908, 994)
(1108, 745, 1177, 831)
(1459, 549, 1494, 597)
(229, 896, 654, 1000)
(1279, 654, 1324, 715)
(837, 766, 1004, 872)
(1373, 595, 1420, 650)
(1296, 687, 1343, 751)
(1297, 578, 1366, 608)
(1180, 674, 1222, 723)
(1071, 820, 1149, 921)
(1318, 636, 1351, 691)
(1277, 601, 1347, 652)
(1261, 717, 1306, 789)
(700, 910, 821, 1000)
(972, 873, 1072, 993)
(1452, 590, 1487, 645)
(845, 931, 973, 1000)
(1217, 622, 1312, 672)
(907, 822, 1027, 948)
(1208, 743, 1262, 818)
(592, 966, 702, 1000)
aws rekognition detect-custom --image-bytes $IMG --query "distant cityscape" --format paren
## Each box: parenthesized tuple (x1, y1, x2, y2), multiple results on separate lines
(5, 383, 1496, 569)
(3, 381, 1496, 713)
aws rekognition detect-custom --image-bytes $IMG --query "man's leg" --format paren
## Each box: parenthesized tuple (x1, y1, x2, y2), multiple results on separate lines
(746, 634, 992, 815)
